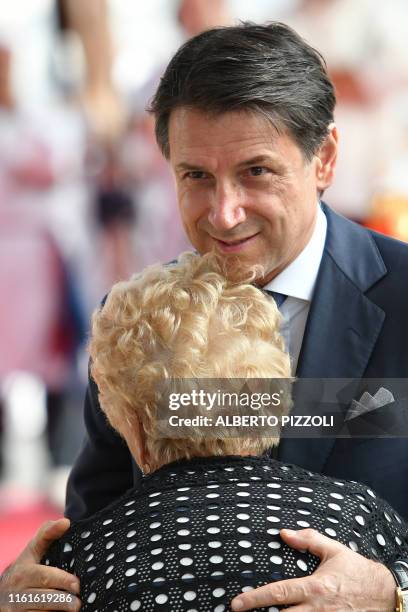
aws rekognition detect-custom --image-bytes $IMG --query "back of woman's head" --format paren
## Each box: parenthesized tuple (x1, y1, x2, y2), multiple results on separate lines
(89, 252, 292, 467)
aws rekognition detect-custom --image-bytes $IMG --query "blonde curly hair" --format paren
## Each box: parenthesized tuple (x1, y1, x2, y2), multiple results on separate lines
(89, 252, 292, 470)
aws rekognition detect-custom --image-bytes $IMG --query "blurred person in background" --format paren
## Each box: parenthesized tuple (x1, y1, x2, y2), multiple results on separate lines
(55, 0, 136, 295)
(92, 147, 137, 286)
(0, 41, 87, 507)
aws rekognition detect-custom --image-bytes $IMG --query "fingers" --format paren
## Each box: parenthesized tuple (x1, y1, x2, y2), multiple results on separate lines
(230, 576, 313, 611)
(2, 564, 80, 596)
(26, 519, 71, 563)
(231, 529, 396, 612)
(0, 520, 79, 612)
(279, 528, 341, 560)
(230, 529, 339, 611)
(0, 519, 80, 609)
(29, 565, 80, 595)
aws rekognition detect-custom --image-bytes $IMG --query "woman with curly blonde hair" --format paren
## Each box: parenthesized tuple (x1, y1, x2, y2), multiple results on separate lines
(89, 251, 291, 472)
(44, 252, 408, 612)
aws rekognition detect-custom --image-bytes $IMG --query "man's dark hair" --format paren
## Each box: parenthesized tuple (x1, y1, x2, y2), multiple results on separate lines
(149, 22, 336, 160)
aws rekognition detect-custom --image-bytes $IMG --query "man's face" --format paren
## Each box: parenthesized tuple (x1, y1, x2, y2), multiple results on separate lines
(169, 107, 336, 285)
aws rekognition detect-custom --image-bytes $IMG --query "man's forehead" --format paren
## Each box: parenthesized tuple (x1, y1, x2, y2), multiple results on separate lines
(168, 106, 295, 166)
(168, 106, 280, 140)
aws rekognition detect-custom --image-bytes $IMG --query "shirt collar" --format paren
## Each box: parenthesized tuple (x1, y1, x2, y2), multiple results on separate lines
(264, 203, 327, 302)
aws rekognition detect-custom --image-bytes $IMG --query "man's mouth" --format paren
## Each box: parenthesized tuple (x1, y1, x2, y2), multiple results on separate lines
(212, 233, 259, 252)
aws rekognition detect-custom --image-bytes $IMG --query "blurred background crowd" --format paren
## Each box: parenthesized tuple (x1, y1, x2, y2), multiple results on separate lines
(1, 0, 408, 572)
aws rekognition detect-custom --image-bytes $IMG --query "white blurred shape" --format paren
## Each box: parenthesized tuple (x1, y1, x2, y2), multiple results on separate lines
(2, 371, 47, 438)
(1, 371, 49, 492)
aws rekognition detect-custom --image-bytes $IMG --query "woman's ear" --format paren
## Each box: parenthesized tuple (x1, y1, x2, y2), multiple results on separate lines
(123, 415, 151, 473)
(315, 123, 338, 192)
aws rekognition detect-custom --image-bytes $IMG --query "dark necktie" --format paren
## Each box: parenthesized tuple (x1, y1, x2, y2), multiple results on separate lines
(265, 290, 287, 309)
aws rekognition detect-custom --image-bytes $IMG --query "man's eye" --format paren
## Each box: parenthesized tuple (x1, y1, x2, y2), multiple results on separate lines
(186, 170, 207, 179)
(248, 166, 268, 176)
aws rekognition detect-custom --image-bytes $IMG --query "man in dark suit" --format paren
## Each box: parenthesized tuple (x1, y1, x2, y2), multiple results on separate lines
(65, 202, 408, 525)
(3, 21, 408, 612)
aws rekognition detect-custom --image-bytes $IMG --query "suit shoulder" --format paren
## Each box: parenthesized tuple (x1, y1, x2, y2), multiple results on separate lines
(368, 227, 408, 254)
(367, 228, 408, 269)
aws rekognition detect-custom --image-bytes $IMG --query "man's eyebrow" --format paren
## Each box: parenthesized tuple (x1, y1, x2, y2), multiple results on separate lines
(175, 155, 277, 172)
(238, 155, 276, 167)
(175, 162, 206, 172)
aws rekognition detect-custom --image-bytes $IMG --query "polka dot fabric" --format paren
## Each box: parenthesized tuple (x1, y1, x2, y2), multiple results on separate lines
(44, 456, 408, 611)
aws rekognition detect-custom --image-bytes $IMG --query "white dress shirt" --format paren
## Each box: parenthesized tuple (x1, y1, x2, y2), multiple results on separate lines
(264, 204, 327, 373)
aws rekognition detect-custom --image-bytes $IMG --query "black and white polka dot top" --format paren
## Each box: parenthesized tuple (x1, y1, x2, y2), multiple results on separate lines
(45, 455, 408, 611)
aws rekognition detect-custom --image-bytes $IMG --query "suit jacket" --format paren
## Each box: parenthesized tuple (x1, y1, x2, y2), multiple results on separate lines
(65, 204, 408, 521)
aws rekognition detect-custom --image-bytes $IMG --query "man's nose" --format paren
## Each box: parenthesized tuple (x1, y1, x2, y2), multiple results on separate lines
(207, 182, 246, 230)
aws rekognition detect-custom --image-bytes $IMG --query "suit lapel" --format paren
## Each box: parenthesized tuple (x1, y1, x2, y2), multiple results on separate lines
(278, 205, 386, 470)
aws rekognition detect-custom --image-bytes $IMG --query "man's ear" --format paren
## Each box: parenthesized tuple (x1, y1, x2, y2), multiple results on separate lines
(315, 123, 338, 192)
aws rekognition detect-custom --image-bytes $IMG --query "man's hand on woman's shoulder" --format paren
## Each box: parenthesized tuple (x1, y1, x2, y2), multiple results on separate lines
(231, 528, 396, 611)
(0, 519, 81, 611)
